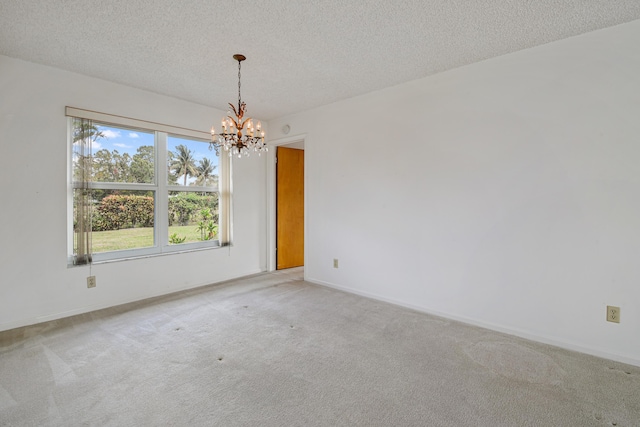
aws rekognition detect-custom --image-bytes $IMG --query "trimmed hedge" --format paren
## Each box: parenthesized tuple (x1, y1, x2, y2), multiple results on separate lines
(91, 193, 219, 231)
(92, 195, 154, 231)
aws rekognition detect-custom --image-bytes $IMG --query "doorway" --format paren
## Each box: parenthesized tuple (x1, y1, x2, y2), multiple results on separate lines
(276, 146, 304, 269)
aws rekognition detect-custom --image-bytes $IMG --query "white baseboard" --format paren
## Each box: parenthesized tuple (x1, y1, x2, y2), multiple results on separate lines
(306, 276, 640, 368)
(0, 268, 266, 333)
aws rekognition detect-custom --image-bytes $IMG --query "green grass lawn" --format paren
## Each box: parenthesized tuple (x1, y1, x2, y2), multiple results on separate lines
(90, 225, 211, 252)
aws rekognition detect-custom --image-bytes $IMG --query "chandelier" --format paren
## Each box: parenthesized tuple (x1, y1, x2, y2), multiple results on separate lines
(210, 54, 267, 157)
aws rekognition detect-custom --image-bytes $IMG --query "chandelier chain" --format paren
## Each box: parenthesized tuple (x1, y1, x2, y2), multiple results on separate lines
(238, 59, 242, 109)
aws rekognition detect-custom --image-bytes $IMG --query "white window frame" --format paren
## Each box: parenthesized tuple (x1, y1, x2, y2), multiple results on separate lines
(66, 107, 231, 265)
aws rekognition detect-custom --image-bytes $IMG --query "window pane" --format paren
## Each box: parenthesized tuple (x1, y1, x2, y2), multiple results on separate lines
(71, 122, 155, 184)
(79, 189, 156, 253)
(168, 191, 219, 244)
(167, 136, 218, 187)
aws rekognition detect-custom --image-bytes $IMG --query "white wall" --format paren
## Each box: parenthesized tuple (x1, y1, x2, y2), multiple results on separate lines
(269, 20, 640, 366)
(0, 56, 267, 331)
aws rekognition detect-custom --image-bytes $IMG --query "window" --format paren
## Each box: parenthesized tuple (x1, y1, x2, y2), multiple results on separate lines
(67, 107, 230, 265)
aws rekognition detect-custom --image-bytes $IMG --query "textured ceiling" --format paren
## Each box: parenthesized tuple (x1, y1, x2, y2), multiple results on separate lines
(1, 1, 639, 120)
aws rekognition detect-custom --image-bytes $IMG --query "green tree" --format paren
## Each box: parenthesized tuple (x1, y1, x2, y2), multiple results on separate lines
(196, 207, 218, 241)
(131, 145, 154, 183)
(195, 157, 217, 187)
(170, 144, 197, 186)
(93, 149, 115, 182)
(113, 150, 132, 182)
(93, 149, 132, 182)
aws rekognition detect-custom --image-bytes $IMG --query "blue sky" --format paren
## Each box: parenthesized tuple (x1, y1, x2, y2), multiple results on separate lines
(93, 124, 219, 168)
(92, 126, 153, 156)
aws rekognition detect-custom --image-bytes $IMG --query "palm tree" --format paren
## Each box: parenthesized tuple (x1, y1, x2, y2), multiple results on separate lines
(195, 157, 217, 186)
(72, 119, 104, 182)
(170, 144, 197, 186)
(73, 119, 104, 145)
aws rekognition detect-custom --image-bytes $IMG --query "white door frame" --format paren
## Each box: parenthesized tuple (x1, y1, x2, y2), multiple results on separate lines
(266, 134, 307, 274)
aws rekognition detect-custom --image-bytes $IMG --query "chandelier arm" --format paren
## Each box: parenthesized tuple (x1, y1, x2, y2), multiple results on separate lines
(228, 103, 238, 119)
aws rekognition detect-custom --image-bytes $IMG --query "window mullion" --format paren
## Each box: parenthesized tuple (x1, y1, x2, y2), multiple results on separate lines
(156, 131, 169, 250)
(167, 185, 219, 193)
(84, 182, 156, 191)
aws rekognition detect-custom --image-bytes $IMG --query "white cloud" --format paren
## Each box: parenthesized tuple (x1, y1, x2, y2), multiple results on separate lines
(102, 129, 121, 139)
(113, 143, 131, 148)
(129, 132, 140, 138)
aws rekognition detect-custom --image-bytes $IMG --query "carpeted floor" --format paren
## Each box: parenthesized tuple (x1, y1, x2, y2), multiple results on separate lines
(1, 268, 639, 426)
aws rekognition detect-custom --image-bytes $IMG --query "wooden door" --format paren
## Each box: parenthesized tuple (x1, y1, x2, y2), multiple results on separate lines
(277, 147, 304, 269)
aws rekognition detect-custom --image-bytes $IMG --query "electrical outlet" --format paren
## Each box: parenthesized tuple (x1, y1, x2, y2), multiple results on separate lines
(87, 276, 96, 288)
(606, 305, 620, 323)
(333, 259, 339, 268)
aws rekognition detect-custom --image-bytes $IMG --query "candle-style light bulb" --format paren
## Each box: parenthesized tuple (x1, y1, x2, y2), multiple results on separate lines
(256, 121, 261, 131)
(211, 126, 215, 135)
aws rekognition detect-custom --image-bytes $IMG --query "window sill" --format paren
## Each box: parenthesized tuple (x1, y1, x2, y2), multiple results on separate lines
(67, 242, 230, 267)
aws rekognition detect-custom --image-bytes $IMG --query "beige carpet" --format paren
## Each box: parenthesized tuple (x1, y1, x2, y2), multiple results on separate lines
(1, 268, 638, 426)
